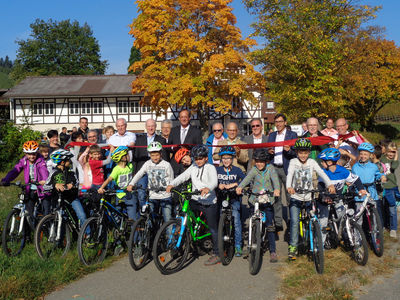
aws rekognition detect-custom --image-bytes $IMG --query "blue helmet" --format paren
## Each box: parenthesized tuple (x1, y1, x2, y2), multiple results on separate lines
(358, 142, 375, 153)
(318, 148, 341, 162)
(219, 146, 236, 157)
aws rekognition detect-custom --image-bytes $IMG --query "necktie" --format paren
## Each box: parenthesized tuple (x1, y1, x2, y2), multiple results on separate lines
(181, 128, 187, 143)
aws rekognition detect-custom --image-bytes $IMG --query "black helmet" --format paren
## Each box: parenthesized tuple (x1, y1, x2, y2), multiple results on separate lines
(253, 148, 271, 161)
(191, 144, 209, 158)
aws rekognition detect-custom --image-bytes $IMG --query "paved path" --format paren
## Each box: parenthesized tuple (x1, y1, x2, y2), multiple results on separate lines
(46, 240, 286, 300)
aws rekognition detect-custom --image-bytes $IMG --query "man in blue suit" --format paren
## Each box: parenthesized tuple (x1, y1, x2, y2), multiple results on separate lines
(267, 113, 298, 233)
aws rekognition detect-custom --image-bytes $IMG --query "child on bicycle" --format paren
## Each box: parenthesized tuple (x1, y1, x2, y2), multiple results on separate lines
(286, 138, 335, 261)
(87, 144, 111, 189)
(236, 148, 280, 263)
(216, 146, 245, 256)
(127, 141, 174, 224)
(381, 142, 399, 238)
(173, 147, 192, 176)
(1, 141, 51, 216)
(166, 144, 220, 266)
(317, 147, 366, 245)
(43, 149, 87, 228)
(352, 143, 386, 224)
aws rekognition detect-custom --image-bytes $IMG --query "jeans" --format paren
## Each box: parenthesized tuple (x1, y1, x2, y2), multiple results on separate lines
(149, 198, 172, 223)
(231, 200, 242, 249)
(289, 198, 311, 247)
(261, 204, 276, 253)
(133, 175, 148, 208)
(384, 188, 398, 231)
(71, 198, 87, 228)
(117, 192, 137, 221)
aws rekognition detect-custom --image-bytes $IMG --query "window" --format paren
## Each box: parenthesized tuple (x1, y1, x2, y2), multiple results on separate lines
(141, 105, 151, 113)
(69, 102, 79, 115)
(232, 97, 241, 110)
(130, 101, 140, 113)
(266, 101, 274, 109)
(81, 102, 91, 114)
(44, 103, 54, 115)
(118, 102, 128, 114)
(32, 103, 43, 115)
(93, 102, 103, 114)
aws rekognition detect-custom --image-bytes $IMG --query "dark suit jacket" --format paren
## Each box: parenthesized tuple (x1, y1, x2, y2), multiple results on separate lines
(169, 125, 203, 175)
(267, 130, 298, 174)
(243, 134, 269, 172)
(132, 134, 168, 174)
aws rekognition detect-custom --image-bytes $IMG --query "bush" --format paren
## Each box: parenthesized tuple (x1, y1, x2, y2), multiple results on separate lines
(0, 122, 42, 172)
(360, 131, 385, 145)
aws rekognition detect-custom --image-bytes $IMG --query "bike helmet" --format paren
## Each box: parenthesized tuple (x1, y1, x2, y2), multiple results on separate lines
(358, 142, 375, 153)
(253, 148, 271, 161)
(174, 147, 190, 164)
(111, 146, 129, 162)
(23, 141, 39, 154)
(294, 138, 312, 150)
(318, 148, 341, 162)
(147, 141, 163, 153)
(191, 144, 208, 158)
(219, 146, 236, 157)
(50, 149, 74, 165)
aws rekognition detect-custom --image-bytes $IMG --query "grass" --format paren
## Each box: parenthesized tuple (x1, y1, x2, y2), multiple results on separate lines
(0, 173, 120, 300)
(278, 231, 400, 300)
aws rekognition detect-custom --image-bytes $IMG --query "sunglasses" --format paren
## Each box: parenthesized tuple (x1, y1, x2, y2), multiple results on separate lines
(251, 124, 261, 128)
(213, 129, 222, 133)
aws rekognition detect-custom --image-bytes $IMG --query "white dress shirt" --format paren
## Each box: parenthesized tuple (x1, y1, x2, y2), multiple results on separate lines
(273, 128, 286, 166)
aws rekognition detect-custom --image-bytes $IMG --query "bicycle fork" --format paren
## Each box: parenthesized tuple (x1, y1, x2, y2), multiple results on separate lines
(175, 215, 187, 248)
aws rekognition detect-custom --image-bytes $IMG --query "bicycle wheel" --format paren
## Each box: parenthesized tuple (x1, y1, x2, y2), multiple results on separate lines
(349, 220, 369, 266)
(311, 220, 324, 274)
(77, 216, 109, 266)
(2, 209, 26, 256)
(368, 207, 384, 257)
(249, 219, 262, 275)
(218, 212, 234, 266)
(152, 218, 190, 275)
(128, 217, 151, 270)
(35, 213, 71, 259)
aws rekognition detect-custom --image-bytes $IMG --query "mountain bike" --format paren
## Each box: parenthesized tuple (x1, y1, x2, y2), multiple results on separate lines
(217, 187, 238, 266)
(323, 191, 369, 265)
(1, 181, 43, 256)
(77, 189, 133, 266)
(34, 189, 96, 259)
(152, 188, 211, 275)
(127, 188, 165, 270)
(294, 189, 324, 274)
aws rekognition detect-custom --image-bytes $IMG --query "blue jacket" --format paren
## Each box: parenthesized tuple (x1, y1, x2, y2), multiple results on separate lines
(352, 161, 384, 201)
(206, 132, 228, 164)
(267, 129, 298, 174)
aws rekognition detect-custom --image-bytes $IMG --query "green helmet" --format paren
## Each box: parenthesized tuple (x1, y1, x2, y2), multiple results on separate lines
(294, 138, 312, 150)
(147, 141, 163, 152)
(111, 146, 129, 162)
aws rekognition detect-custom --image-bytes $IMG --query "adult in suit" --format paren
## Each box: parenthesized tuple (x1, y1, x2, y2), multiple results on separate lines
(169, 109, 203, 175)
(267, 113, 298, 232)
(243, 118, 269, 173)
(132, 119, 168, 207)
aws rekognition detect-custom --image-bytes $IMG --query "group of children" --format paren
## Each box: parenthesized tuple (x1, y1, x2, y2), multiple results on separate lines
(1, 134, 398, 265)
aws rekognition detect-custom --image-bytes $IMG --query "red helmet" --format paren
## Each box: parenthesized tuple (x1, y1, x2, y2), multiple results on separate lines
(23, 141, 39, 154)
(175, 147, 190, 164)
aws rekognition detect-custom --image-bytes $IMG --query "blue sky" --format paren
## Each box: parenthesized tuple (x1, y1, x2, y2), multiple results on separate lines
(1, 0, 399, 74)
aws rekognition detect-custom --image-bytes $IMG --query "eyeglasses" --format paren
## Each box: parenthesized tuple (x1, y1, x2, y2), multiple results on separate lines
(88, 136, 97, 139)
(251, 124, 261, 128)
(221, 157, 233, 160)
(213, 129, 222, 133)
(274, 120, 285, 123)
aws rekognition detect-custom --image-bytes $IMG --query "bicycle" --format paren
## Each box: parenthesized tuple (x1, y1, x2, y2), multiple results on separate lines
(152, 188, 211, 275)
(217, 187, 238, 266)
(127, 188, 165, 270)
(323, 191, 369, 265)
(77, 189, 133, 266)
(293, 189, 325, 274)
(34, 189, 96, 260)
(1, 181, 43, 256)
(244, 189, 278, 275)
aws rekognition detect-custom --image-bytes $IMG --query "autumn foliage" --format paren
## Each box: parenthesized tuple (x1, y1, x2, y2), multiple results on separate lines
(129, 0, 264, 129)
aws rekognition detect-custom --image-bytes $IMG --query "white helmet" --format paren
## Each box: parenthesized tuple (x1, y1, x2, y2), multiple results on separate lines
(147, 141, 163, 152)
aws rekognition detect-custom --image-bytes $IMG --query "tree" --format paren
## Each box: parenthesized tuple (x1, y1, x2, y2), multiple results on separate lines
(129, 0, 264, 132)
(245, 0, 380, 122)
(128, 45, 141, 74)
(10, 19, 108, 82)
(341, 37, 400, 130)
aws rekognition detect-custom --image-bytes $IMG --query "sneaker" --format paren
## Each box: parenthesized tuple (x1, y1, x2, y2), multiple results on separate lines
(390, 230, 397, 238)
(204, 254, 221, 266)
(288, 245, 297, 261)
(235, 247, 242, 257)
(270, 252, 278, 263)
(114, 245, 124, 256)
